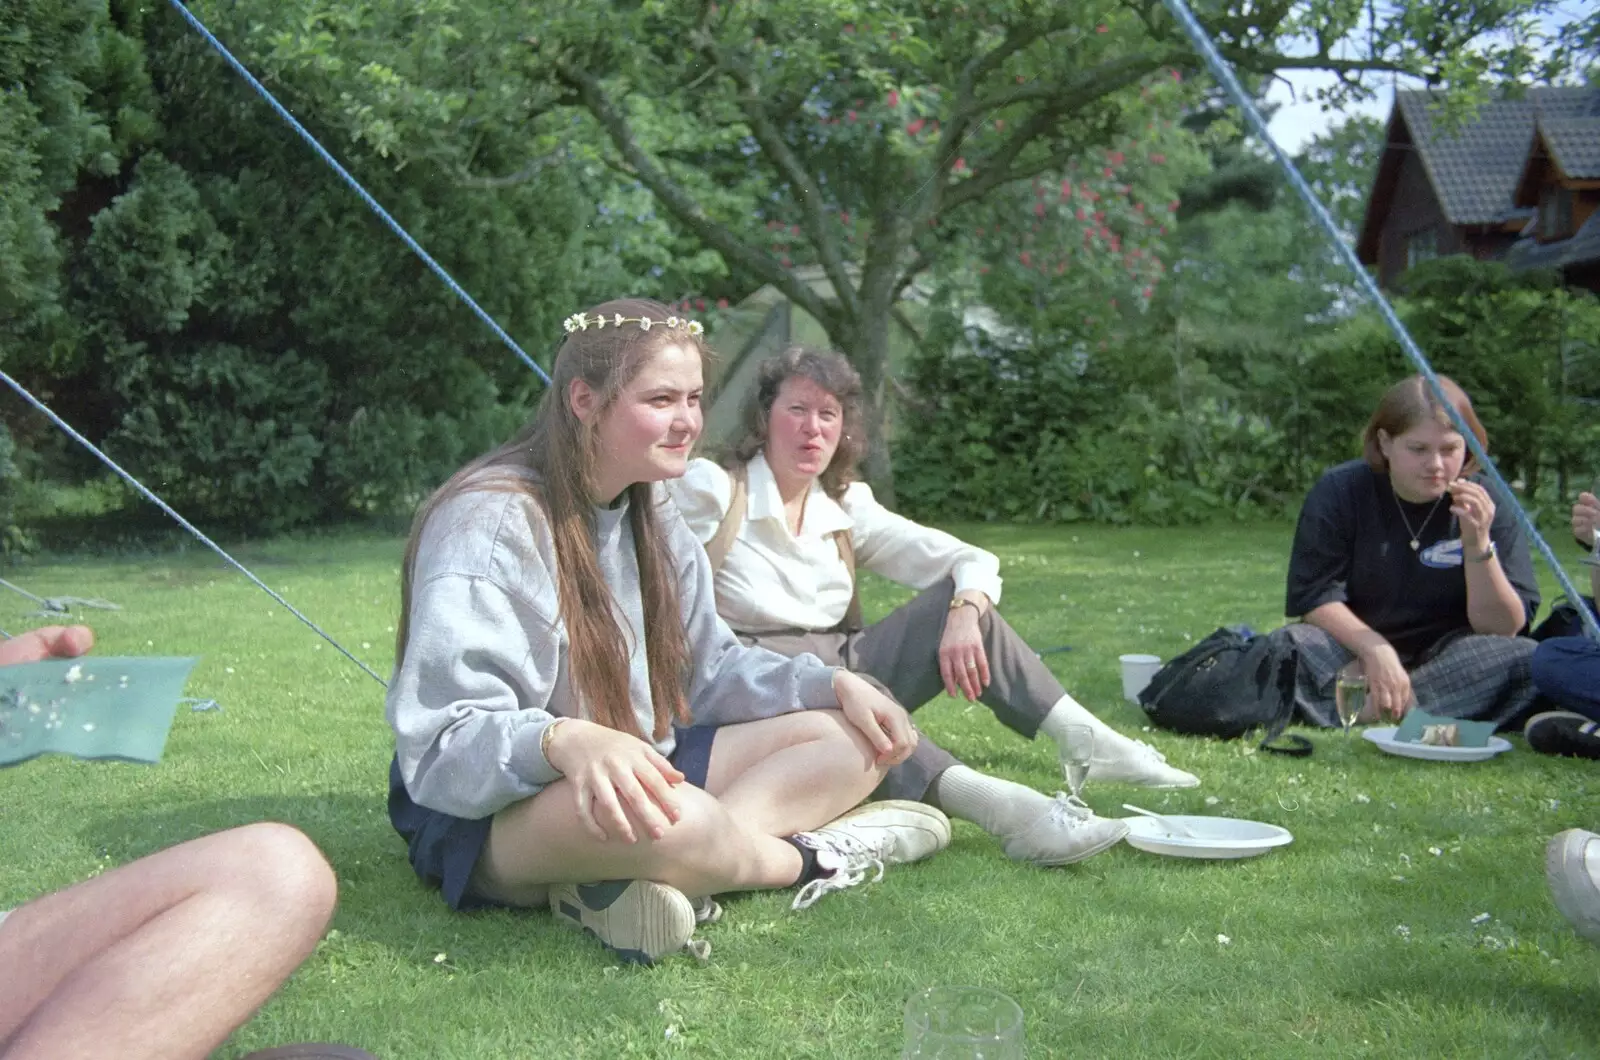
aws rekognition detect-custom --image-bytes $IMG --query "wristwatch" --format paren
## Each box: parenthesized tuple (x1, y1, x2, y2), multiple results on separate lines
(948, 597, 982, 616)
(1467, 541, 1498, 564)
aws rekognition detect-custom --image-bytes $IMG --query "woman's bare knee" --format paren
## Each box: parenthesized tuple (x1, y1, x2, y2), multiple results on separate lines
(807, 707, 885, 772)
(480, 782, 752, 897)
(760, 707, 855, 749)
(631, 786, 796, 894)
(206, 823, 337, 937)
(650, 784, 735, 854)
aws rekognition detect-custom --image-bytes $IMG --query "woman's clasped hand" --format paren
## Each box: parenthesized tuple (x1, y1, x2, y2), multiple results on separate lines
(543, 719, 686, 843)
(832, 669, 919, 766)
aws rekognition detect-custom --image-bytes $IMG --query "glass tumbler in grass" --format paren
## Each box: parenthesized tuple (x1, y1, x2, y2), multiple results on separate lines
(902, 986, 1025, 1060)
(1335, 660, 1367, 737)
(1062, 723, 1094, 800)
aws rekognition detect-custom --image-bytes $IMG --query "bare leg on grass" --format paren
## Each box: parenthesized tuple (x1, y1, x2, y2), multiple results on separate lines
(474, 708, 886, 902)
(0, 822, 338, 1060)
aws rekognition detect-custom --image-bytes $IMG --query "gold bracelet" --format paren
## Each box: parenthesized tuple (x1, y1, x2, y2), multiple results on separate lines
(540, 717, 568, 763)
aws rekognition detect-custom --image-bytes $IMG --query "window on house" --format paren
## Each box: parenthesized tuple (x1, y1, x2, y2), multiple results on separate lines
(1406, 228, 1437, 269)
(1539, 187, 1574, 240)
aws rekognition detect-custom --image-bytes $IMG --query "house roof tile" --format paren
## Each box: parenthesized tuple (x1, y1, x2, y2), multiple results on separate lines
(1398, 87, 1597, 225)
(1539, 114, 1600, 179)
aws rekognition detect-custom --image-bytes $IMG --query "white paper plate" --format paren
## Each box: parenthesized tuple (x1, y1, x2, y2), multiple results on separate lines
(1361, 726, 1512, 762)
(1121, 814, 1293, 860)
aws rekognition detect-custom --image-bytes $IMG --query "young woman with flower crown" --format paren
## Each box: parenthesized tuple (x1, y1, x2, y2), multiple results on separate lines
(385, 299, 949, 965)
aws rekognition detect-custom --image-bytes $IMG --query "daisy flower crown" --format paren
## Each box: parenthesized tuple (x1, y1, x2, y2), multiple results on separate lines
(562, 312, 704, 336)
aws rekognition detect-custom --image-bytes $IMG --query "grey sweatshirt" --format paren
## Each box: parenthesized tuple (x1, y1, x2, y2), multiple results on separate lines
(387, 471, 840, 820)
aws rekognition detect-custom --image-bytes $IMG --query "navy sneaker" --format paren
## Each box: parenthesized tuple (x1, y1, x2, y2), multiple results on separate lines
(1524, 712, 1600, 760)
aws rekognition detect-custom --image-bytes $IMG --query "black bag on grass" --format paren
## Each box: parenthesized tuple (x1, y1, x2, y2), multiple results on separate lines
(1137, 626, 1311, 756)
(1532, 597, 1597, 642)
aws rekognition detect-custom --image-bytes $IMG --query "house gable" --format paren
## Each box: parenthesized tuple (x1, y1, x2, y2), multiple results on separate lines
(1358, 86, 1600, 292)
(1356, 108, 1411, 265)
(1511, 125, 1600, 245)
(1503, 106, 1600, 289)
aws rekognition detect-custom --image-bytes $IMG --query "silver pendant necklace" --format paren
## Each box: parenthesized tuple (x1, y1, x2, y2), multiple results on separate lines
(1394, 488, 1446, 551)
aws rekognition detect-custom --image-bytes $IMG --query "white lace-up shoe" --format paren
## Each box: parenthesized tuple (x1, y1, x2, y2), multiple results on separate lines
(1000, 793, 1130, 866)
(816, 800, 952, 864)
(1083, 739, 1200, 788)
(549, 879, 699, 965)
(690, 895, 723, 925)
(1548, 829, 1600, 946)
(788, 820, 897, 910)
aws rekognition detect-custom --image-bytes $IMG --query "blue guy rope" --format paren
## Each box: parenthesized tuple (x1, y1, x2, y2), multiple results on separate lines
(0, 576, 121, 617)
(0, 369, 389, 687)
(1159, 0, 1600, 645)
(165, 0, 552, 386)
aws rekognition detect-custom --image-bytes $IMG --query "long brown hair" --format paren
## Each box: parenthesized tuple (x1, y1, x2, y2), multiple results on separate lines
(1362, 374, 1487, 477)
(725, 345, 865, 499)
(395, 297, 702, 740)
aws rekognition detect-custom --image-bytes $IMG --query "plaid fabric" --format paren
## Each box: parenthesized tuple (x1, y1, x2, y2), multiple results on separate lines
(1285, 623, 1539, 730)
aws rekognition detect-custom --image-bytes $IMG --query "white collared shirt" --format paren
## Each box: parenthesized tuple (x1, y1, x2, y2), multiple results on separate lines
(666, 453, 1004, 633)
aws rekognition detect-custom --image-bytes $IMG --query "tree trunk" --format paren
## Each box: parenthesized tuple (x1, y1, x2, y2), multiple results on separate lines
(836, 289, 898, 507)
(848, 223, 915, 506)
(833, 315, 897, 503)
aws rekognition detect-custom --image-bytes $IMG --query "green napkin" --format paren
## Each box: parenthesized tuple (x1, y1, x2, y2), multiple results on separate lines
(0, 656, 199, 767)
(1394, 707, 1496, 748)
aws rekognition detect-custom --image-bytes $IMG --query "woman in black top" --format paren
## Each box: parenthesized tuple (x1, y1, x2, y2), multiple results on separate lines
(1284, 374, 1540, 727)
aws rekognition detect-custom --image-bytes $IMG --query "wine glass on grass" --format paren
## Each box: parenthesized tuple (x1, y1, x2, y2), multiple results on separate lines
(1335, 659, 1368, 737)
(902, 986, 1024, 1060)
(1063, 723, 1094, 800)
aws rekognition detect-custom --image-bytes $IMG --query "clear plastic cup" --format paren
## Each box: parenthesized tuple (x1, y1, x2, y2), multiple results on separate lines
(902, 986, 1024, 1059)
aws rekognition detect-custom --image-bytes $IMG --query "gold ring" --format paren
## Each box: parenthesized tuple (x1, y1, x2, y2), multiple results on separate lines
(965, 662, 979, 670)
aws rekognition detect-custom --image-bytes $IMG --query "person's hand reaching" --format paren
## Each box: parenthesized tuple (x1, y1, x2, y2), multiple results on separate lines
(1573, 491, 1599, 550)
(1357, 640, 1413, 721)
(0, 625, 94, 667)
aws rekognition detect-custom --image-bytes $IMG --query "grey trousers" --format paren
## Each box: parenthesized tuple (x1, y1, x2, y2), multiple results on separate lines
(1284, 623, 1541, 730)
(740, 578, 1066, 802)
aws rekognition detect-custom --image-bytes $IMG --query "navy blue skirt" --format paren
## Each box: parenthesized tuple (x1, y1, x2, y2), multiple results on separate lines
(388, 725, 718, 910)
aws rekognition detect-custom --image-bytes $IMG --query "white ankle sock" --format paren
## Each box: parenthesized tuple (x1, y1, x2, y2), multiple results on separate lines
(934, 765, 1050, 837)
(1039, 694, 1138, 759)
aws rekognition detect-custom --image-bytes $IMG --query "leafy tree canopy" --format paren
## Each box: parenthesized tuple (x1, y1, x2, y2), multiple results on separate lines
(227, 0, 1583, 496)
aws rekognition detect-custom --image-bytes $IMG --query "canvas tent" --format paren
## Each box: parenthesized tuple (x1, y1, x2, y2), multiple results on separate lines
(699, 265, 929, 451)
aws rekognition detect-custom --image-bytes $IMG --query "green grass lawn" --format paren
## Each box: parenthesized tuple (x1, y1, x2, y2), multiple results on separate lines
(2, 522, 1599, 1059)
